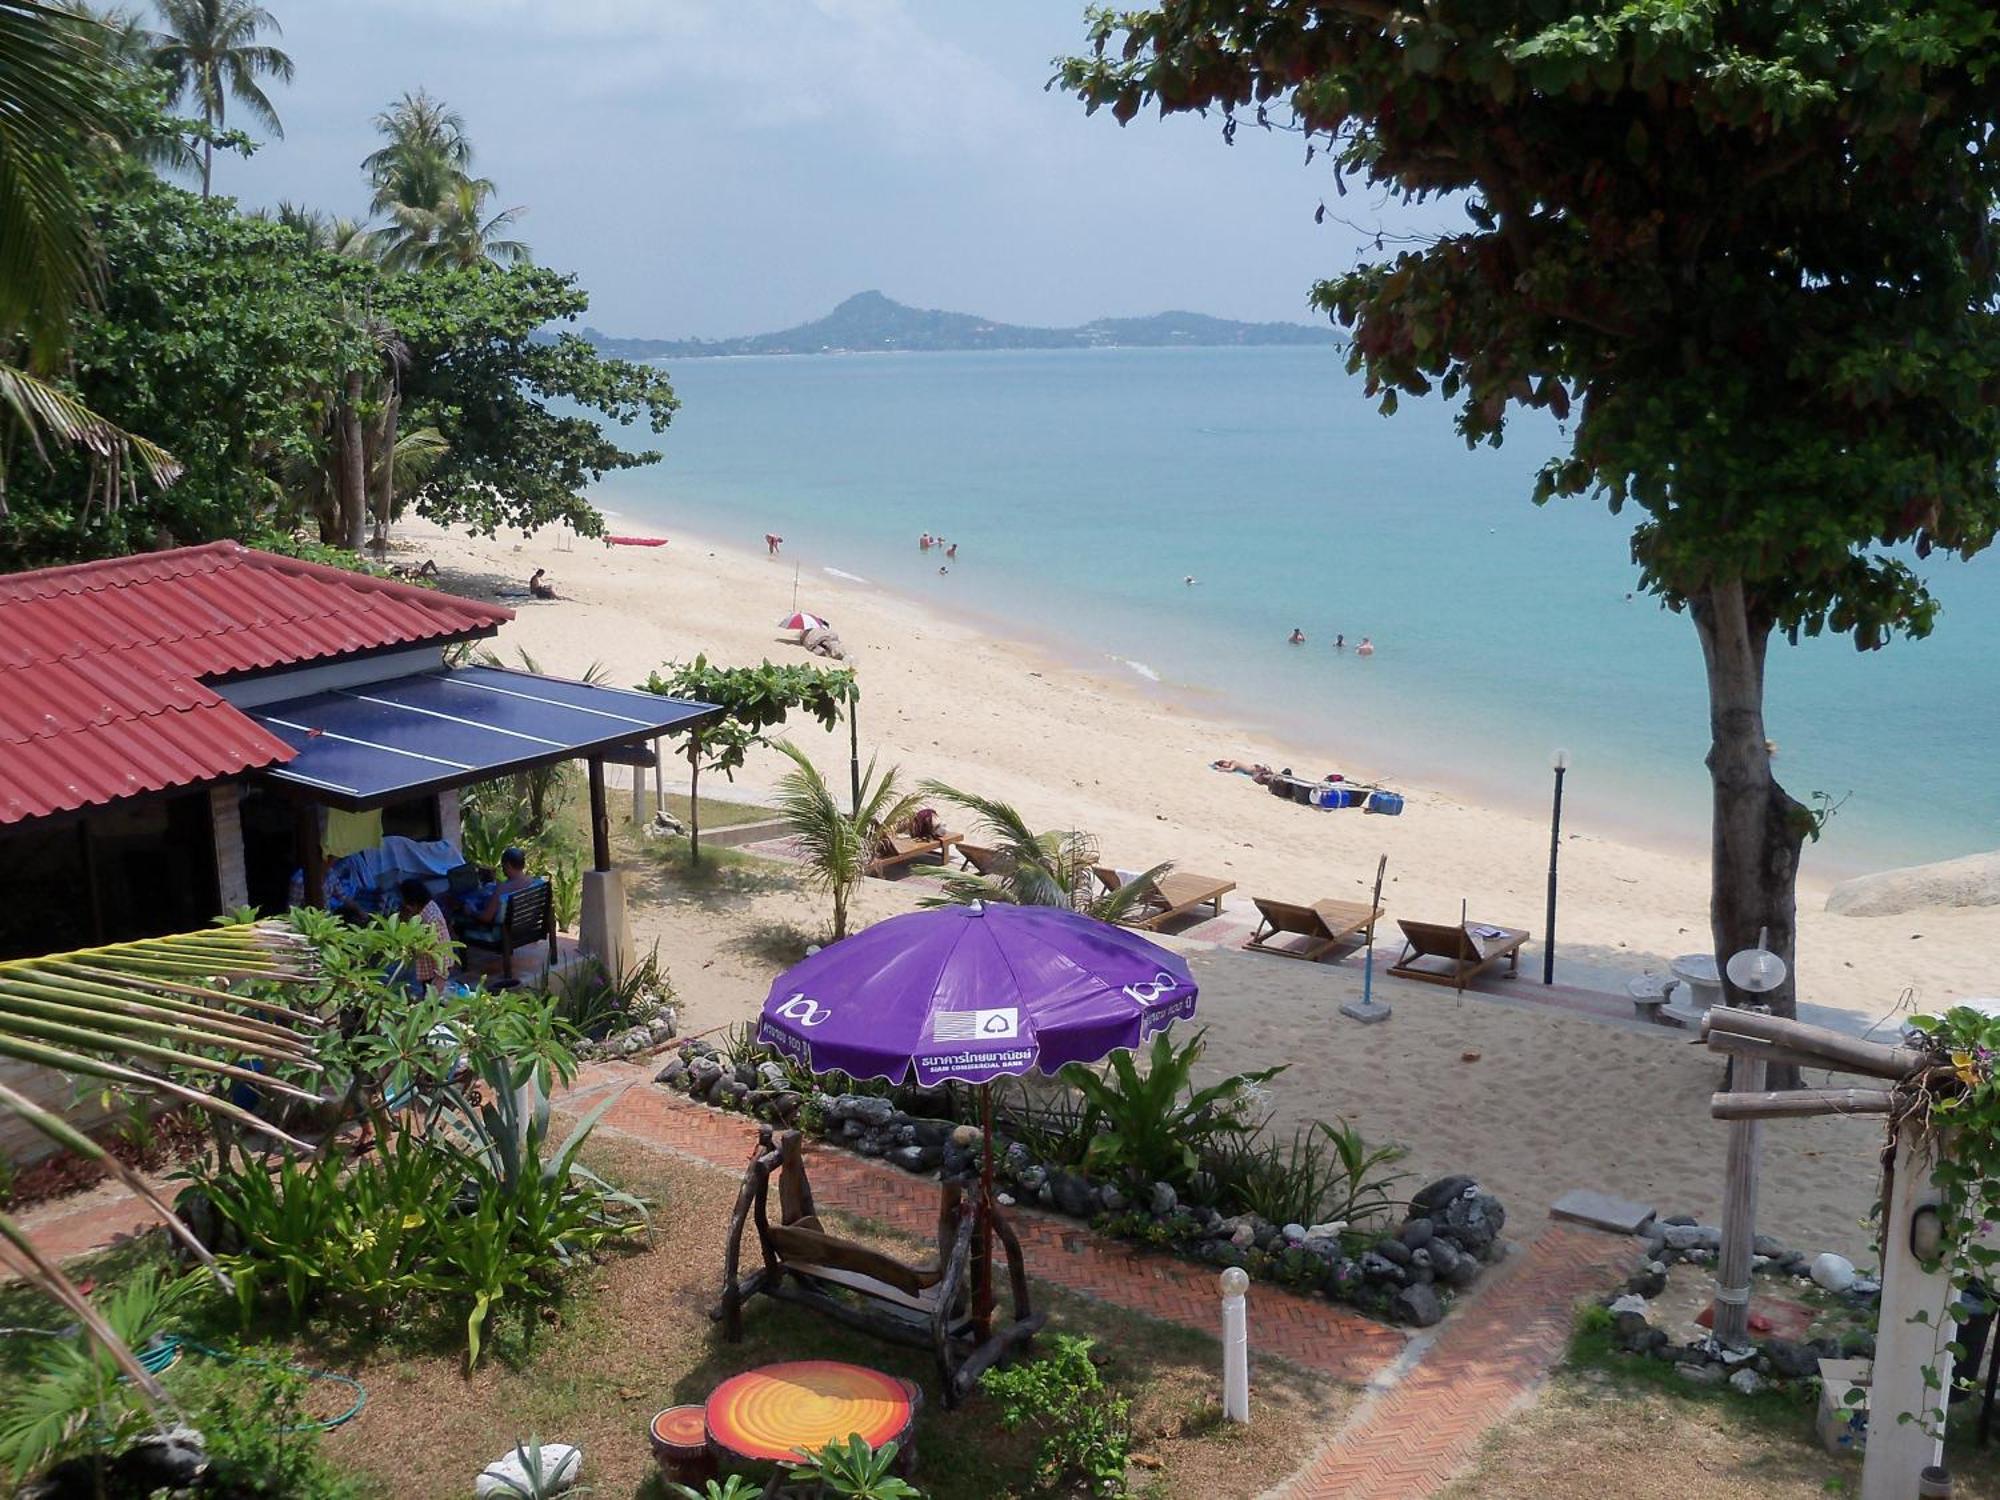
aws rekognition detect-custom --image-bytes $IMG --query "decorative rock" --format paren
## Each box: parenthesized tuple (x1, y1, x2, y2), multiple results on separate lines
(1729, 1368, 1765, 1396)
(1230, 1223, 1257, 1250)
(690, 1060, 723, 1098)
(951, 1124, 982, 1148)
(1664, 1223, 1722, 1252)
(1282, 1222, 1309, 1243)
(833, 1094, 896, 1128)
(654, 1057, 687, 1087)
(476, 1443, 582, 1498)
(996, 1192, 1015, 1207)
(1676, 1362, 1725, 1386)
(1411, 1176, 1479, 1218)
(757, 1061, 790, 1089)
(1051, 1173, 1096, 1220)
(1752, 1233, 1788, 1258)
(1399, 1217, 1435, 1249)
(1612, 1310, 1652, 1344)
(1149, 1182, 1178, 1217)
(1371, 1236, 1414, 1267)
(1848, 1276, 1882, 1298)
(1626, 1264, 1668, 1298)
(1304, 1219, 1347, 1242)
(1426, 1237, 1464, 1279)
(1016, 1166, 1048, 1193)
(1810, 1253, 1857, 1292)
(1607, 1293, 1651, 1318)
(1838, 1329, 1876, 1358)
(887, 1145, 932, 1173)
(1764, 1339, 1820, 1379)
(1358, 1251, 1407, 1286)
(1549, 1188, 1656, 1236)
(1438, 1189, 1507, 1256)
(1391, 1283, 1444, 1328)
(1099, 1186, 1127, 1214)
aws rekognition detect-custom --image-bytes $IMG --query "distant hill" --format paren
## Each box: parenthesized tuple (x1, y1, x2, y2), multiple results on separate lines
(581, 291, 1342, 359)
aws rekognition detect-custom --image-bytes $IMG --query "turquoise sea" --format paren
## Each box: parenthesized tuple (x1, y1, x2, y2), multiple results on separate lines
(590, 346, 2000, 875)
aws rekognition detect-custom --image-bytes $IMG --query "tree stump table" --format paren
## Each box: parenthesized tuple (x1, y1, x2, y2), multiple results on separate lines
(705, 1360, 916, 1471)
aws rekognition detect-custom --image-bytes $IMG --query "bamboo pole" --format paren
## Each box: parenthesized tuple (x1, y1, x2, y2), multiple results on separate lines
(1712, 1044, 1766, 1346)
(1710, 1088, 1896, 1120)
(1702, 1007, 1925, 1080)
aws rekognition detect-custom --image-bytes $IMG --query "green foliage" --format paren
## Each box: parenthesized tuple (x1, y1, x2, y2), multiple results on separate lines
(1310, 1118, 1411, 1226)
(1059, 1029, 1282, 1190)
(150, 0, 294, 198)
(783, 1434, 921, 1499)
(982, 1336, 1131, 1497)
(550, 943, 674, 1038)
(192, 1365, 364, 1500)
(667, 1475, 764, 1500)
(642, 657, 856, 861)
(482, 1436, 589, 1499)
(771, 740, 917, 941)
(0, 1268, 193, 1486)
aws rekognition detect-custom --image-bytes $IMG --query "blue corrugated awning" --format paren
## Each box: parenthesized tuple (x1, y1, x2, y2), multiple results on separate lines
(245, 665, 719, 809)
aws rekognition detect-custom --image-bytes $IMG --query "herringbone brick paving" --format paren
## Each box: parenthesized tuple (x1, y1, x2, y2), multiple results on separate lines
(1275, 1222, 1629, 1498)
(565, 1063, 1409, 1385)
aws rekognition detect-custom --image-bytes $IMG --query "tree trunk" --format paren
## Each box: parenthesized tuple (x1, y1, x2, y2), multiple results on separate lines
(686, 739, 703, 865)
(371, 389, 399, 548)
(336, 370, 367, 551)
(1692, 578, 1808, 1038)
(200, 134, 213, 199)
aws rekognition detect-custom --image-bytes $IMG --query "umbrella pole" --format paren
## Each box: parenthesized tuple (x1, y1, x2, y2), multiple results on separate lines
(975, 1082, 996, 1341)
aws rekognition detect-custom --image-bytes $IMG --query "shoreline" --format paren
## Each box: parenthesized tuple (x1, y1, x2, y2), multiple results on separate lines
(397, 513, 2000, 1024)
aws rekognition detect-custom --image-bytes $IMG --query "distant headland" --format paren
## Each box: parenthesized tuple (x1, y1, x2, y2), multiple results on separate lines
(581, 290, 1344, 359)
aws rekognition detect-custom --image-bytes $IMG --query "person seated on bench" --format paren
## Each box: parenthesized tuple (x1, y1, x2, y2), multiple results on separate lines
(468, 847, 536, 925)
(396, 878, 460, 998)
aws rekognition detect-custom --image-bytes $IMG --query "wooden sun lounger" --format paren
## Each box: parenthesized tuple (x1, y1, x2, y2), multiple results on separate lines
(1094, 866, 1234, 931)
(867, 830, 963, 877)
(1387, 919, 1530, 992)
(957, 843, 1015, 877)
(1244, 897, 1383, 962)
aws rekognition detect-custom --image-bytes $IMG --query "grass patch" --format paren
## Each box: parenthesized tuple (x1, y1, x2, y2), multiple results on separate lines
(653, 793, 778, 831)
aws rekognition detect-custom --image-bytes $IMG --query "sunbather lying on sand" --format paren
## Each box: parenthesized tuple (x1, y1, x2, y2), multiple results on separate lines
(1211, 758, 1274, 780)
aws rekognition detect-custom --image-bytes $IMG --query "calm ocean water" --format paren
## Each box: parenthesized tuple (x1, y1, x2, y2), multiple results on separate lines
(589, 346, 2000, 874)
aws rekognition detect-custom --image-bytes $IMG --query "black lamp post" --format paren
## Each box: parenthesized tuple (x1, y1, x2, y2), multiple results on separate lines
(1543, 748, 1568, 985)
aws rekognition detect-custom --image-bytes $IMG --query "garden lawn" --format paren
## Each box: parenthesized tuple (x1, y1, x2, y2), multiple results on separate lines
(7, 1136, 1344, 1499)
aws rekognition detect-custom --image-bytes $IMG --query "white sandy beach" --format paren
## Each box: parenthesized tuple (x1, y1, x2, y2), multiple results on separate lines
(398, 514, 1994, 1257)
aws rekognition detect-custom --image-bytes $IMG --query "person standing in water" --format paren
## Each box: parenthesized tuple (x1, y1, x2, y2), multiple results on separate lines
(1356, 636, 1375, 657)
(1333, 633, 1345, 651)
(1288, 628, 1306, 645)
(765, 533, 783, 556)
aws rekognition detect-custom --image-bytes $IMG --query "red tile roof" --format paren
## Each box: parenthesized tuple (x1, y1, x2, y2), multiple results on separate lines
(0, 541, 512, 825)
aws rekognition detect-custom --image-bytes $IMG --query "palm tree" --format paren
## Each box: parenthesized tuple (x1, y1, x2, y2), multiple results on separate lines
(0, 921, 321, 1396)
(380, 176, 528, 270)
(0, 2, 184, 511)
(917, 782, 1169, 924)
(271, 200, 374, 258)
(772, 741, 919, 942)
(148, 0, 292, 197)
(363, 88, 473, 217)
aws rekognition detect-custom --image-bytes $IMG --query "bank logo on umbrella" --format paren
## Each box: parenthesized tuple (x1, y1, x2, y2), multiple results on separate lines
(932, 1008, 1019, 1041)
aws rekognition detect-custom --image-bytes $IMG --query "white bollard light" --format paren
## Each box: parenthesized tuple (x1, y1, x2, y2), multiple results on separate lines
(1219, 1266, 1250, 1424)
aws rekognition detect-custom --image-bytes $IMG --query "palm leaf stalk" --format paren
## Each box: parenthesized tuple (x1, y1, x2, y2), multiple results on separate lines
(0, 920, 322, 1400)
(0, 358, 184, 520)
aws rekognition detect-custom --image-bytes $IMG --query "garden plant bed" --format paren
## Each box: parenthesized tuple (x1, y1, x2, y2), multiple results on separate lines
(2, 1137, 1345, 1499)
(655, 1030, 1509, 1331)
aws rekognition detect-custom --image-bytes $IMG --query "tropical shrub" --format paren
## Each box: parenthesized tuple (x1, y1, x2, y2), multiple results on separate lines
(917, 784, 1166, 923)
(982, 1336, 1131, 1497)
(770, 741, 918, 941)
(1203, 1118, 1407, 1230)
(192, 1366, 365, 1500)
(1058, 1029, 1283, 1190)
(0, 1269, 194, 1488)
(1315, 1118, 1411, 1227)
(783, 1434, 921, 1499)
(668, 1476, 764, 1500)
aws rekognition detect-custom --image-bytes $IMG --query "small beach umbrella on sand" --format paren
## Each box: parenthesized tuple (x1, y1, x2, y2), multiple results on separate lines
(777, 610, 829, 634)
(758, 902, 1198, 1332)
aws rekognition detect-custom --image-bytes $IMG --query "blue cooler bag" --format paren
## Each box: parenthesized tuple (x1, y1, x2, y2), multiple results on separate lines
(1366, 790, 1405, 816)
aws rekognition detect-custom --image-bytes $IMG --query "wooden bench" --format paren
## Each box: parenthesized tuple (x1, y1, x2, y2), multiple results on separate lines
(717, 1126, 1045, 1406)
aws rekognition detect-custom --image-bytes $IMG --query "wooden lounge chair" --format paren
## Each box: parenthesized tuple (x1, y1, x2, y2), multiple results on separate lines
(956, 843, 1016, 877)
(1387, 919, 1530, 992)
(1094, 866, 1234, 931)
(1243, 897, 1383, 962)
(867, 829, 962, 876)
(718, 1127, 1045, 1407)
(458, 878, 557, 983)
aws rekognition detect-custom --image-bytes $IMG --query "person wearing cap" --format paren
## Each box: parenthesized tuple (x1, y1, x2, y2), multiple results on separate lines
(472, 847, 536, 925)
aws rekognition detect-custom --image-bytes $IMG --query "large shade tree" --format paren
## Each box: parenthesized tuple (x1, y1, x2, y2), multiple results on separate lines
(1059, 2, 2000, 1022)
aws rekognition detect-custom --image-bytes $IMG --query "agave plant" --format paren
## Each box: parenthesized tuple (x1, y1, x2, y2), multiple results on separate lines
(0, 921, 320, 1397)
(917, 782, 1168, 924)
(772, 741, 919, 941)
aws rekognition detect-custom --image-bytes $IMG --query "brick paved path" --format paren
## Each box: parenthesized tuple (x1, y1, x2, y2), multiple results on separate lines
(1274, 1222, 1630, 1498)
(566, 1063, 1408, 1386)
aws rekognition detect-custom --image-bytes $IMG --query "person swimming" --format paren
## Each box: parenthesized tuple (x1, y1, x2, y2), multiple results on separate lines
(1356, 636, 1375, 657)
(1288, 628, 1306, 645)
(945, 542, 957, 560)
(1333, 633, 1345, 651)
(1184, 575, 1199, 586)
(920, 533, 932, 550)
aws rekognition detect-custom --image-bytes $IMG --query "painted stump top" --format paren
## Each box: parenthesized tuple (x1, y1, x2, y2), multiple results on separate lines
(705, 1360, 913, 1464)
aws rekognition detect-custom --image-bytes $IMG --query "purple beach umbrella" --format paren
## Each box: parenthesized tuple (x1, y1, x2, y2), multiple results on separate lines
(757, 901, 1199, 1087)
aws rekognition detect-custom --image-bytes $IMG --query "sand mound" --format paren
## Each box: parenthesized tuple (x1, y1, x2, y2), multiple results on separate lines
(1826, 850, 2000, 917)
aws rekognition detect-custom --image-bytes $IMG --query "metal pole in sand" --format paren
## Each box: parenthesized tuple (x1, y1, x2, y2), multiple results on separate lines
(1340, 855, 1391, 1024)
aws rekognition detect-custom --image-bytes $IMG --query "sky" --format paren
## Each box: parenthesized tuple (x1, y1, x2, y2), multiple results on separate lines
(217, 0, 1442, 339)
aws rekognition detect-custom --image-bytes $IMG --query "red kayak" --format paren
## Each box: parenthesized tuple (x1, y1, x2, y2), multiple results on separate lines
(607, 535, 668, 547)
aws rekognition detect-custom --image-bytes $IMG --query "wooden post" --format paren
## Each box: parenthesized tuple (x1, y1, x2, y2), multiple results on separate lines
(630, 760, 647, 825)
(587, 757, 611, 872)
(653, 736, 665, 816)
(1864, 1120, 1956, 1500)
(1712, 1014, 1766, 1347)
